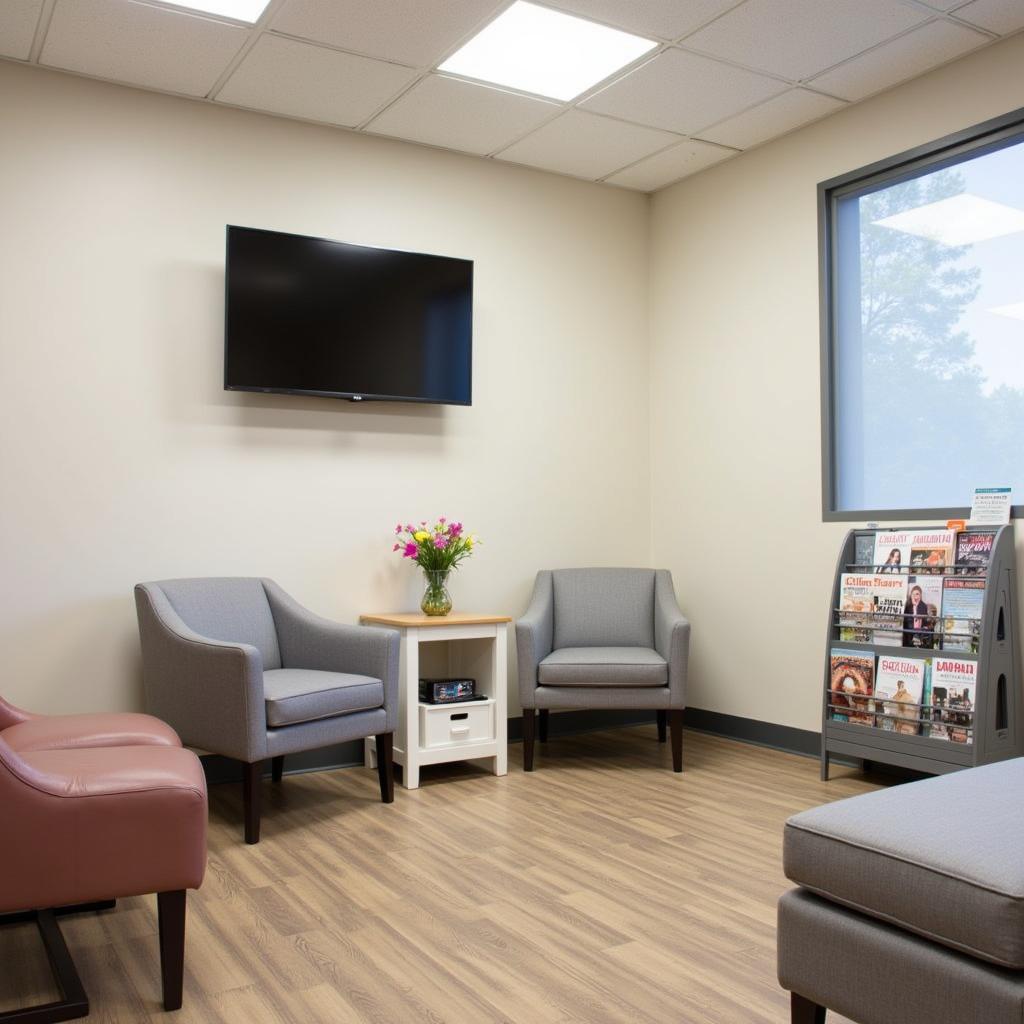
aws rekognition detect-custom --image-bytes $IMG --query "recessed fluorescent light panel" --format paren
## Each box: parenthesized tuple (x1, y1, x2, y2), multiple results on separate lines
(439, 1, 657, 102)
(163, 0, 271, 23)
(990, 302, 1024, 322)
(873, 194, 1024, 247)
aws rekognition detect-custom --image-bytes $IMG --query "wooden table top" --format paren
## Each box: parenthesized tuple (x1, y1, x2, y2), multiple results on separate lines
(360, 612, 512, 628)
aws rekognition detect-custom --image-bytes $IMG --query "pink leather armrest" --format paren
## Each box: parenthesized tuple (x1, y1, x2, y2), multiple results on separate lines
(0, 740, 207, 914)
(2, 712, 181, 752)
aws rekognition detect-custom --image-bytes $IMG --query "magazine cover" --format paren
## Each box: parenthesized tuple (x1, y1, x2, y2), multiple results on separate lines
(930, 657, 976, 744)
(829, 649, 875, 726)
(854, 534, 876, 570)
(902, 575, 942, 649)
(956, 531, 996, 576)
(872, 574, 908, 647)
(874, 655, 926, 735)
(838, 573, 875, 642)
(941, 577, 985, 652)
(924, 672, 949, 741)
(873, 530, 955, 574)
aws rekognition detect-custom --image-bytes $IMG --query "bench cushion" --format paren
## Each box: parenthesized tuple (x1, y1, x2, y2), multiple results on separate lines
(784, 758, 1024, 969)
(538, 647, 667, 687)
(263, 668, 384, 728)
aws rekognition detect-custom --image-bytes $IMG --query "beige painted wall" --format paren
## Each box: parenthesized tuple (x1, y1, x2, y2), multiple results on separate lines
(650, 33, 1024, 733)
(0, 61, 651, 716)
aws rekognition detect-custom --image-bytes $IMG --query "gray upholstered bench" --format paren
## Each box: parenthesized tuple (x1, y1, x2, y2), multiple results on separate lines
(778, 759, 1024, 1023)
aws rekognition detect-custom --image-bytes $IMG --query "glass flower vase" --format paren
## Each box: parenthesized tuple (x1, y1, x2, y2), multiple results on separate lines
(421, 570, 453, 617)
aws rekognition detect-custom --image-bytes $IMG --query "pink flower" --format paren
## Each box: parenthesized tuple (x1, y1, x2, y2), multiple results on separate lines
(405, 524, 414, 532)
(448, 522, 463, 537)
(392, 543, 400, 551)
(403, 542, 418, 558)
(395, 524, 402, 534)
(433, 535, 448, 549)
(439, 516, 447, 524)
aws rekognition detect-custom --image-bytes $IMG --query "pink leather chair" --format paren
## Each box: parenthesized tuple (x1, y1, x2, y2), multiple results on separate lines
(0, 697, 207, 1021)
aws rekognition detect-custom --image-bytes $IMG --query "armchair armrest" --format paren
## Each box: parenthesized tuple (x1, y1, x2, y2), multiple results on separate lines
(262, 580, 399, 731)
(654, 570, 690, 709)
(515, 571, 554, 709)
(134, 584, 267, 762)
(0, 696, 34, 731)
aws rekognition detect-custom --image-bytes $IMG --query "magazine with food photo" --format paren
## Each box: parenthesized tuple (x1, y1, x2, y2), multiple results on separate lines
(941, 577, 985, 652)
(873, 530, 955, 575)
(956, 531, 996, 576)
(874, 655, 926, 735)
(902, 575, 942, 649)
(838, 573, 875, 642)
(829, 649, 875, 726)
(930, 658, 976, 744)
(872, 574, 908, 647)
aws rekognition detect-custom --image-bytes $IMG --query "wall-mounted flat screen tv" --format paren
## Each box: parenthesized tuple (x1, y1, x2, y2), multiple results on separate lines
(224, 226, 473, 405)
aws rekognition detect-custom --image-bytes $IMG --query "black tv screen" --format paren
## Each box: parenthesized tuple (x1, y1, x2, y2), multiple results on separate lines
(224, 226, 473, 405)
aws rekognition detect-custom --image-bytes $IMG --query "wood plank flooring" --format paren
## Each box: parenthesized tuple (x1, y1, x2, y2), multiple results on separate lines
(0, 727, 880, 1023)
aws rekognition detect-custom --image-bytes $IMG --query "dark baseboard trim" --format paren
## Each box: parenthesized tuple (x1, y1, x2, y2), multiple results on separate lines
(200, 708, 823, 785)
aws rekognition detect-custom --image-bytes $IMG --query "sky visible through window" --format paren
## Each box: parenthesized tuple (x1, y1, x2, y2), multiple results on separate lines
(833, 134, 1024, 512)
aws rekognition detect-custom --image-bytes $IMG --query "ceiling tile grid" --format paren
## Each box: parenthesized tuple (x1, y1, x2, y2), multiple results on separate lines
(217, 33, 418, 127)
(366, 74, 559, 156)
(0, 0, 43, 61)
(39, 0, 249, 97)
(2, 0, 1022, 192)
(580, 48, 789, 135)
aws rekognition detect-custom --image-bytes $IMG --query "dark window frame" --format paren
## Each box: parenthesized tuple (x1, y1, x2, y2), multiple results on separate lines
(819, 105, 1024, 522)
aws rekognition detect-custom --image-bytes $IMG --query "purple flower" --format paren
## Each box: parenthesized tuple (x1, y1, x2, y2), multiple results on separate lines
(405, 524, 414, 532)
(433, 535, 448, 549)
(395, 523, 402, 534)
(403, 542, 419, 558)
(439, 516, 447, 524)
(392, 542, 400, 552)
(448, 522, 463, 537)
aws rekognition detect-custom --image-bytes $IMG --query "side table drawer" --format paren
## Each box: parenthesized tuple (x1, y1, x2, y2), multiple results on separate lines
(419, 699, 495, 749)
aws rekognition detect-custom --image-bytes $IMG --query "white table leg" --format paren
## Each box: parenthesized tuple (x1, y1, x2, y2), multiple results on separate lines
(493, 625, 508, 777)
(403, 629, 420, 789)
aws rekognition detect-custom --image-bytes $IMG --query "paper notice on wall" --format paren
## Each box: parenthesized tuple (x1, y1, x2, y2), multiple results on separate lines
(969, 487, 1012, 526)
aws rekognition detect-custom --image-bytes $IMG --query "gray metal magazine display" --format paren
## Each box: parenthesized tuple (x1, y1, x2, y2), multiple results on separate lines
(821, 524, 1021, 779)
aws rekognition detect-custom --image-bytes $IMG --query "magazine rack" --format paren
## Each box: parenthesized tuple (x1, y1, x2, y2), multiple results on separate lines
(821, 524, 1021, 780)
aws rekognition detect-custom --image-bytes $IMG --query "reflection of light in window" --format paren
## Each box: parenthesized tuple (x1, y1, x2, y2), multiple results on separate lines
(872, 194, 1024, 246)
(989, 302, 1024, 322)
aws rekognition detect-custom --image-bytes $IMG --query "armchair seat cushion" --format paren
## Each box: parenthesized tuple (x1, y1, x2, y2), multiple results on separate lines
(538, 647, 667, 687)
(263, 668, 384, 728)
(2, 712, 180, 753)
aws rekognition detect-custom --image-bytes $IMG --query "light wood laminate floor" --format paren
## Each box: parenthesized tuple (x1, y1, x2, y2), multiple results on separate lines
(0, 726, 880, 1023)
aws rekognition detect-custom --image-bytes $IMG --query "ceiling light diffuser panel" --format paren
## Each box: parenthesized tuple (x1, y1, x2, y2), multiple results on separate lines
(873, 194, 1024, 246)
(439, 1, 657, 102)
(166, 0, 271, 22)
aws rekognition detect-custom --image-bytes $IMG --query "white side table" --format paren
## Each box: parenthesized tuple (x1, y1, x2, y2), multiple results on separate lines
(360, 613, 510, 790)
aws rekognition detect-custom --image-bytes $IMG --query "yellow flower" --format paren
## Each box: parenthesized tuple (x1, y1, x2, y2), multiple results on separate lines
(467, 535, 477, 548)
(414, 530, 430, 542)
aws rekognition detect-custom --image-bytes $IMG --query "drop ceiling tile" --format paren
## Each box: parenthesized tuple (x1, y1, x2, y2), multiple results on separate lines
(367, 74, 558, 156)
(496, 109, 677, 181)
(271, 0, 500, 68)
(809, 20, 990, 101)
(698, 88, 846, 148)
(581, 49, 787, 135)
(539, 0, 741, 41)
(40, 0, 248, 97)
(953, 0, 1024, 35)
(682, 0, 929, 80)
(0, 0, 42, 60)
(217, 35, 416, 127)
(606, 138, 735, 191)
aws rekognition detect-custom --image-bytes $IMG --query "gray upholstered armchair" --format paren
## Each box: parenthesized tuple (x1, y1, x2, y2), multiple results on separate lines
(516, 568, 690, 772)
(134, 578, 399, 844)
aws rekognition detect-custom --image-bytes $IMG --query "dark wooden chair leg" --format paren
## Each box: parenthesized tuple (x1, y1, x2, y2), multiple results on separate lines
(791, 992, 826, 1023)
(669, 710, 683, 772)
(538, 708, 549, 743)
(157, 890, 186, 1012)
(656, 709, 667, 742)
(271, 755, 284, 783)
(375, 733, 395, 803)
(243, 760, 262, 845)
(523, 709, 536, 771)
